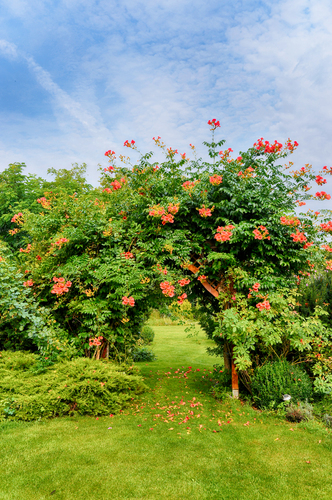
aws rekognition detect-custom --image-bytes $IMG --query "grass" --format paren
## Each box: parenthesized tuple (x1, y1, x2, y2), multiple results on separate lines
(1, 325, 332, 500)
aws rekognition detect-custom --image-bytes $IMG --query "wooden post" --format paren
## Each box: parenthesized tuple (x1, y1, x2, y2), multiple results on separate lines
(231, 356, 239, 398)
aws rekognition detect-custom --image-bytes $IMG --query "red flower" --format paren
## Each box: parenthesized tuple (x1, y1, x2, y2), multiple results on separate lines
(178, 278, 190, 286)
(316, 191, 331, 200)
(207, 119, 220, 130)
(161, 213, 174, 225)
(122, 296, 135, 306)
(209, 175, 223, 186)
(315, 175, 327, 186)
(23, 280, 34, 287)
(290, 229, 307, 243)
(197, 275, 207, 281)
(160, 282, 175, 297)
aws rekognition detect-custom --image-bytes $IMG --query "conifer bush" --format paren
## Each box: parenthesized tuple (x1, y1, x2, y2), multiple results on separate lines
(0, 351, 146, 421)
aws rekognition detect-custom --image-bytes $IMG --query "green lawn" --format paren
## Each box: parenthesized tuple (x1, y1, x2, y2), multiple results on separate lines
(1, 325, 332, 500)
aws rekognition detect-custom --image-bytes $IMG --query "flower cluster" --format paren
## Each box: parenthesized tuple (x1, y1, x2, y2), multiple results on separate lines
(161, 213, 174, 225)
(291, 165, 311, 178)
(124, 139, 136, 148)
(326, 261, 332, 271)
(104, 150, 116, 158)
(89, 336, 103, 347)
(111, 180, 123, 191)
(149, 205, 165, 217)
(23, 279, 34, 287)
(19, 244, 32, 253)
(218, 148, 233, 160)
(295, 200, 306, 207)
(9, 228, 19, 235)
(315, 191, 331, 200)
(256, 300, 271, 311)
(55, 238, 69, 247)
(253, 138, 283, 154)
(285, 140, 299, 152)
(290, 229, 307, 243)
(280, 216, 300, 226)
(104, 166, 114, 172)
(197, 275, 207, 281)
(178, 293, 187, 305)
(207, 119, 220, 130)
(215, 225, 235, 242)
(323, 166, 332, 174)
(167, 148, 178, 157)
(167, 203, 180, 215)
(238, 166, 255, 178)
(320, 221, 332, 232)
(153, 165, 159, 172)
(160, 281, 175, 297)
(178, 278, 190, 286)
(198, 205, 214, 217)
(182, 180, 199, 191)
(122, 252, 134, 259)
(252, 283, 260, 292)
(11, 212, 23, 223)
(37, 197, 51, 209)
(209, 175, 223, 186)
(316, 175, 327, 185)
(303, 242, 313, 250)
(253, 226, 270, 240)
(51, 277, 72, 295)
(322, 245, 332, 252)
(122, 296, 135, 306)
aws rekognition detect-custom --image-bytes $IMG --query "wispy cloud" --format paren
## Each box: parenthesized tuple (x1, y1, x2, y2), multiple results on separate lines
(0, 0, 331, 207)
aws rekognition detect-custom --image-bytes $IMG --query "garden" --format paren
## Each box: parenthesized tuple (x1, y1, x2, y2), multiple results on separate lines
(1, 120, 332, 499)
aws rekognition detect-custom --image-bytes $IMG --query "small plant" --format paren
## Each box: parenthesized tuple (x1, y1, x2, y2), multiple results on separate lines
(251, 360, 313, 408)
(140, 326, 155, 344)
(132, 346, 156, 362)
(286, 401, 314, 422)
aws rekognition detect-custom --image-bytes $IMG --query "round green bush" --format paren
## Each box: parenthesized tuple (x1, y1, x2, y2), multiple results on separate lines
(251, 360, 312, 408)
(132, 346, 156, 362)
(140, 326, 155, 344)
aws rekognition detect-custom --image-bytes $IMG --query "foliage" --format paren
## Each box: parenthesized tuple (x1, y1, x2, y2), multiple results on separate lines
(285, 400, 314, 422)
(0, 350, 146, 421)
(2, 122, 332, 387)
(140, 325, 155, 344)
(132, 346, 157, 362)
(251, 360, 312, 408)
(298, 270, 332, 328)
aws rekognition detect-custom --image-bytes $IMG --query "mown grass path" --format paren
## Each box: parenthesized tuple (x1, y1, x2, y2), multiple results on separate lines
(1, 326, 332, 499)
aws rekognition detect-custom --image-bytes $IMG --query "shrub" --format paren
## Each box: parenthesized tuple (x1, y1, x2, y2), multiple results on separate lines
(286, 401, 314, 422)
(0, 351, 146, 421)
(140, 325, 155, 344)
(132, 346, 156, 362)
(251, 360, 312, 408)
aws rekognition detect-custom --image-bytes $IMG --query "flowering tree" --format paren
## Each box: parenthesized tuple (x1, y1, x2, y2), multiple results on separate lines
(98, 123, 332, 394)
(4, 121, 332, 394)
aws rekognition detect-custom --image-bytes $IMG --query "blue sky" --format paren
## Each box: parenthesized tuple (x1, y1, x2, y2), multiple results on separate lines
(1, 0, 332, 207)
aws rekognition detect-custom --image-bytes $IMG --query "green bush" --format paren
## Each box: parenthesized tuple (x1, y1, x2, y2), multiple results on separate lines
(140, 326, 155, 344)
(0, 351, 146, 421)
(251, 360, 312, 408)
(132, 346, 156, 362)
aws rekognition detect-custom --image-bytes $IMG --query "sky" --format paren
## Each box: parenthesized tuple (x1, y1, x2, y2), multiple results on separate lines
(0, 0, 332, 208)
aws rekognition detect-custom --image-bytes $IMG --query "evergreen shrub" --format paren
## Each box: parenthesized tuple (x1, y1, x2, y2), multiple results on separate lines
(251, 360, 312, 408)
(140, 325, 155, 344)
(0, 351, 146, 421)
(132, 346, 156, 362)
